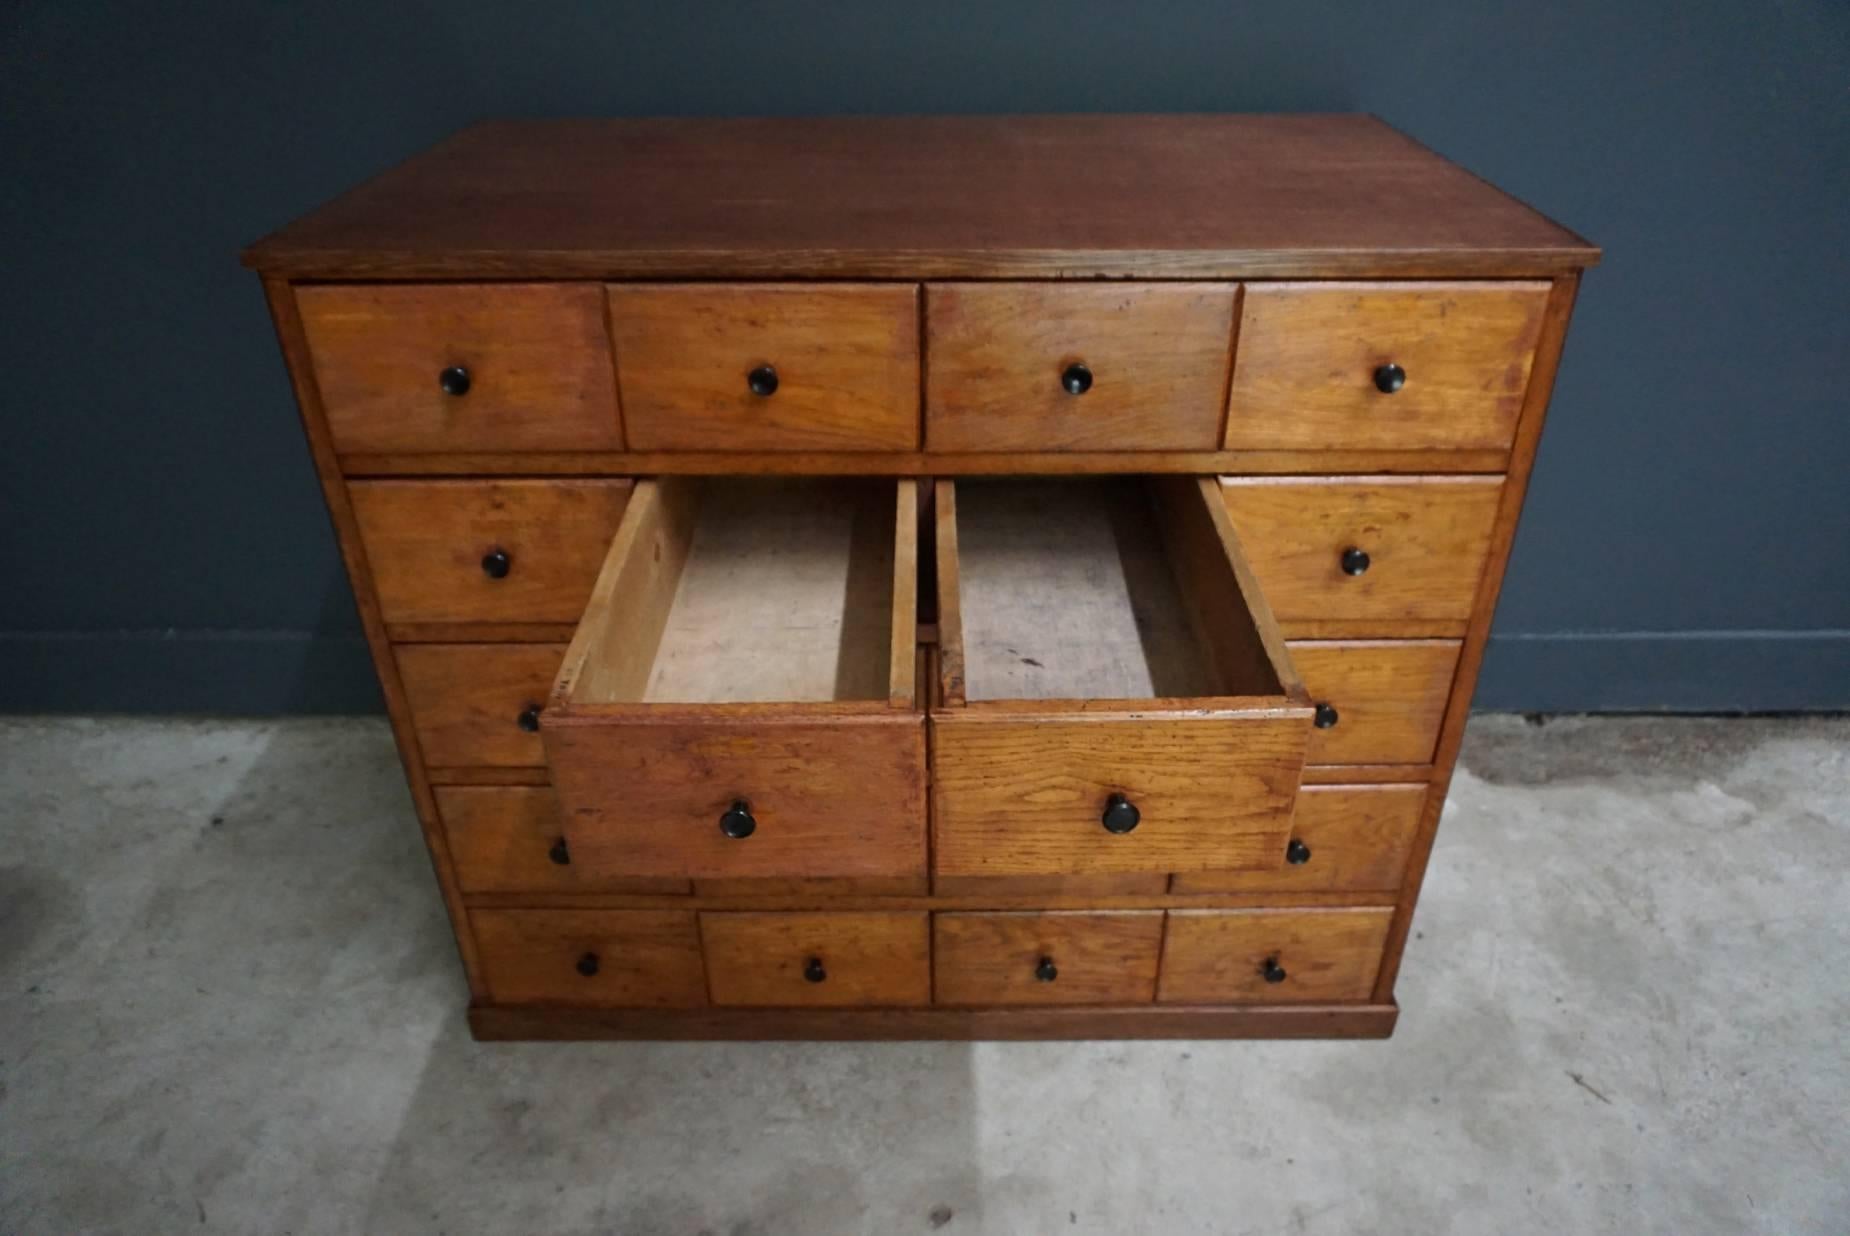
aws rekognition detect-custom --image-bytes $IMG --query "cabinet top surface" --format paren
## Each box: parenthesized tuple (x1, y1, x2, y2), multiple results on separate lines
(244, 115, 1598, 280)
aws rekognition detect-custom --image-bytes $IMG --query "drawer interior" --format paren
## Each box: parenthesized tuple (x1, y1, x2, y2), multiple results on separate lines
(940, 476, 1295, 705)
(554, 477, 916, 711)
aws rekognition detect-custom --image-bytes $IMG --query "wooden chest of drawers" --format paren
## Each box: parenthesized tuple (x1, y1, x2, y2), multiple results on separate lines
(245, 115, 1596, 1040)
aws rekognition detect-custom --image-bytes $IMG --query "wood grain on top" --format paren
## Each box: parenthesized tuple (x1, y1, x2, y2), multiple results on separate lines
(243, 116, 1597, 279)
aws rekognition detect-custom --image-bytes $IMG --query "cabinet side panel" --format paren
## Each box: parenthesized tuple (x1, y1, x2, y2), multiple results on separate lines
(1372, 272, 1583, 1001)
(260, 276, 486, 997)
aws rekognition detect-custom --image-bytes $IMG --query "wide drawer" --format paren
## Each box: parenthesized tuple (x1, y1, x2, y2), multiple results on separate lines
(396, 643, 565, 770)
(1290, 640, 1461, 766)
(1169, 783, 1426, 894)
(932, 477, 1311, 877)
(353, 480, 632, 627)
(1220, 477, 1503, 624)
(1157, 907, 1393, 1003)
(700, 912, 930, 1007)
(297, 283, 623, 454)
(933, 911, 1163, 1006)
(1223, 281, 1550, 453)
(471, 909, 707, 1007)
(925, 283, 1237, 451)
(435, 786, 690, 895)
(607, 284, 920, 452)
(542, 479, 926, 880)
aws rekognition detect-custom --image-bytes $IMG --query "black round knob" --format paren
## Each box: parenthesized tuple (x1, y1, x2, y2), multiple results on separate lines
(1313, 702, 1339, 729)
(1101, 792, 1141, 834)
(1261, 956, 1287, 984)
(576, 952, 600, 978)
(1340, 547, 1371, 576)
(803, 956, 827, 984)
(481, 548, 512, 579)
(517, 703, 542, 733)
(1061, 362, 1094, 395)
(439, 365, 471, 396)
(1373, 363, 1406, 394)
(748, 365, 779, 397)
(719, 800, 756, 839)
(1034, 956, 1058, 983)
(1285, 838, 1312, 865)
(548, 838, 571, 866)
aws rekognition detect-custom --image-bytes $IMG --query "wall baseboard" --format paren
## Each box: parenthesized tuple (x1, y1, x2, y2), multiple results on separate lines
(1473, 629, 1850, 713)
(0, 630, 380, 715)
(1, 629, 1844, 716)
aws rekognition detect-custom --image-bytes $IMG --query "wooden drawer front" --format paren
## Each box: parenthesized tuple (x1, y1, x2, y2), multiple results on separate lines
(925, 283, 1237, 451)
(607, 284, 919, 451)
(932, 478, 1309, 877)
(933, 719, 1307, 877)
(297, 284, 622, 455)
(397, 643, 564, 769)
(1170, 784, 1426, 894)
(550, 718, 926, 880)
(472, 909, 706, 1007)
(1289, 640, 1461, 766)
(1223, 281, 1550, 453)
(353, 480, 632, 627)
(1220, 477, 1503, 623)
(544, 479, 926, 880)
(701, 912, 930, 1007)
(435, 786, 690, 895)
(934, 912, 1163, 1006)
(1158, 908, 1393, 1003)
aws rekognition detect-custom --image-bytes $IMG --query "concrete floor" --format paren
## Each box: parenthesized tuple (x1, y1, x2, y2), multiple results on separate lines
(1, 716, 1846, 1235)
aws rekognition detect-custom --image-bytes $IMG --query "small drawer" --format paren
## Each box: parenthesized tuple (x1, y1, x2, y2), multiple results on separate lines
(700, 912, 930, 1007)
(933, 912, 1163, 1006)
(932, 874, 1169, 897)
(353, 480, 632, 627)
(1169, 783, 1426, 894)
(472, 909, 707, 1007)
(1223, 281, 1550, 453)
(932, 477, 1310, 878)
(1220, 477, 1503, 624)
(925, 283, 1237, 451)
(1157, 908, 1393, 1003)
(543, 479, 926, 881)
(607, 284, 919, 451)
(396, 643, 565, 770)
(435, 786, 690, 895)
(694, 876, 930, 897)
(1289, 640, 1461, 766)
(297, 283, 623, 454)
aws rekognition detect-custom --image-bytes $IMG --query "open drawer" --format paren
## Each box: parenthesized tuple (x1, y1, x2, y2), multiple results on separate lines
(932, 477, 1312, 877)
(541, 478, 926, 880)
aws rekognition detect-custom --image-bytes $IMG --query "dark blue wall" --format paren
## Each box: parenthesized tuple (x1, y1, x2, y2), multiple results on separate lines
(3, 2, 1846, 713)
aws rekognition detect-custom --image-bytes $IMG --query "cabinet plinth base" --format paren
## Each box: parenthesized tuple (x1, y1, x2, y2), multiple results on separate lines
(467, 1000, 1399, 1042)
